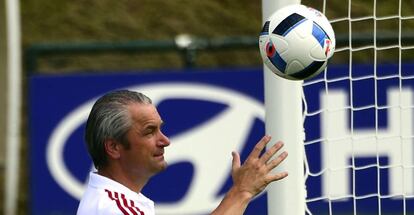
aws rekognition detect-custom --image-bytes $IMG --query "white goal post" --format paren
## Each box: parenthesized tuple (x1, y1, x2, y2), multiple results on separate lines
(262, 0, 305, 215)
(4, 0, 22, 215)
(264, 0, 414, 215)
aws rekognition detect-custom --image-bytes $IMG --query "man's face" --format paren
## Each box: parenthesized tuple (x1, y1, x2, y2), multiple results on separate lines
(119, 103, 170, 178)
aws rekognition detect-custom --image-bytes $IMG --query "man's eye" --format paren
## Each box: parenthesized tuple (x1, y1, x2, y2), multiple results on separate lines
(144, 128, 155, 135)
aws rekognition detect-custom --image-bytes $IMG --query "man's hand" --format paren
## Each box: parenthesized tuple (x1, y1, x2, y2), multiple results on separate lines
(231, 135, 288, 200)
(211, 135, 288, 215)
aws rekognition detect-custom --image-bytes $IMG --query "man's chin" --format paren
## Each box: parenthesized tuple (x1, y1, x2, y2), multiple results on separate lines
(152, 161, 168, 174)
(159, 161, 168, 171)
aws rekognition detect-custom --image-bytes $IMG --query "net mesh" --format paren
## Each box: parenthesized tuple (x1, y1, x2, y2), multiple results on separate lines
(301, 0, 414, 214)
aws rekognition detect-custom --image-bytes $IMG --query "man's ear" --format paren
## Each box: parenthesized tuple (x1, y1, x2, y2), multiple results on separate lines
(104, 139, 121, 159)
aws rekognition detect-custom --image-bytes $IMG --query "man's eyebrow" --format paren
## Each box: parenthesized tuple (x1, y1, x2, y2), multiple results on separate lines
(143, 121, 164, 129)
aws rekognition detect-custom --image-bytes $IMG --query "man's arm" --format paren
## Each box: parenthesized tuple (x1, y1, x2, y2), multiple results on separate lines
(211, 135, 288, 215)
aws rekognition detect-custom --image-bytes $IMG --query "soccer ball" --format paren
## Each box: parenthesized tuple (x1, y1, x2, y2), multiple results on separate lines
(259, 4, 335, 80)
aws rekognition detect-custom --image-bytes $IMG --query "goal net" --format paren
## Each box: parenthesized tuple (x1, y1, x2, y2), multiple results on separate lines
(301, 0, 414, 214)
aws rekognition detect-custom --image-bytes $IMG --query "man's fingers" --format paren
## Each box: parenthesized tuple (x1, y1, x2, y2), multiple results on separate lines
(268, 171, 289, 182)
(231, 151, 241, 172)
(266, 151, 288, 171)
(246, 135, 271, 160)
(260, 141, 284, 163)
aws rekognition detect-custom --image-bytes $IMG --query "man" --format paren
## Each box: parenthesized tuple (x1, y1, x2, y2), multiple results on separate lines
(77, 89, 288, 215)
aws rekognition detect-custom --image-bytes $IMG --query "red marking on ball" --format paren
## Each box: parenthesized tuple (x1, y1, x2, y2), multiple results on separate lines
(266, 42, 276, 57)
(325, 39, 331, 56)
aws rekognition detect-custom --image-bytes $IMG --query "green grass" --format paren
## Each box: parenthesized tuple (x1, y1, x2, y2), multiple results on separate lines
(21, 0, 414, 73)
(21, 0, 264, 73)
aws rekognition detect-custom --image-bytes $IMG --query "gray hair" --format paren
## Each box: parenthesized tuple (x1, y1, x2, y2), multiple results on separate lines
(85, 89, 152, 169)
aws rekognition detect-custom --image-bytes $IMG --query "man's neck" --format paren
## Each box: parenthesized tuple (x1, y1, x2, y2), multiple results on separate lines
(97, 166, 149, 193)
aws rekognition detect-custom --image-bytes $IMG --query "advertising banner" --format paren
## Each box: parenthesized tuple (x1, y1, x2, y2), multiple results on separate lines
(29, 65, 414, 214)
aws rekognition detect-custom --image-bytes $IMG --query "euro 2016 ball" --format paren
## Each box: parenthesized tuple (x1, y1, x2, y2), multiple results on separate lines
(259, 4, 336, 80)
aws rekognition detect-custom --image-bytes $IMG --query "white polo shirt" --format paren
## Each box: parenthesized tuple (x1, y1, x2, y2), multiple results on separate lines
(77, 172, 155, 215)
